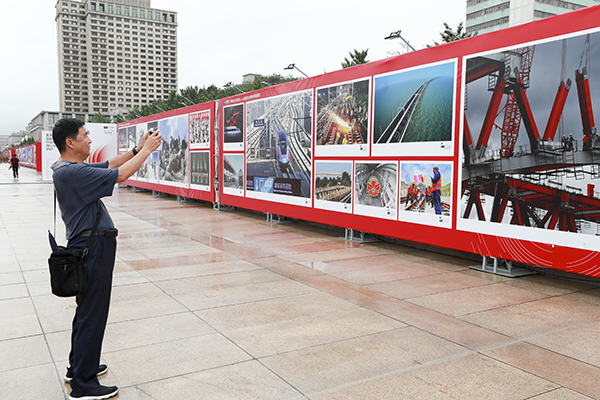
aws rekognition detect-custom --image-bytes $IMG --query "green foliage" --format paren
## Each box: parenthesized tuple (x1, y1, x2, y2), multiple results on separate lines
(17, 136, 36, 147)
(342, 49, 369, 69)
(121, 74, 299, 122)
(88, 112, 112, 123)
(428, 22, 475, 47)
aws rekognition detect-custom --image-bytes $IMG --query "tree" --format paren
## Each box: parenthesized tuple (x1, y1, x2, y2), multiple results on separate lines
(342, 49, 369, 69)
(88, 112, 112, 123)
(428, 22, 475, 47)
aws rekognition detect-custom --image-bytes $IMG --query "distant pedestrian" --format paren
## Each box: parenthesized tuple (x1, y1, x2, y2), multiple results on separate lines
(9, 154, 19, 179)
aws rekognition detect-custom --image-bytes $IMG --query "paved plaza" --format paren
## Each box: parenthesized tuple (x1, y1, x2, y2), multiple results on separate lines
(2, 165, 600, 399)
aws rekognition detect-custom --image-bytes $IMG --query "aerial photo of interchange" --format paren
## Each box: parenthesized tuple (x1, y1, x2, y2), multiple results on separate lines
(245, 91, 313, 198)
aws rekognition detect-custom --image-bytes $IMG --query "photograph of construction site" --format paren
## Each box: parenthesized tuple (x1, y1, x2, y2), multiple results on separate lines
(314, 161, 353, 213)
(354, 162, 397, 220)
(222, 153, 244, 196)
(372, 61, 456, 156)
(223, 104, 244, 151)
(460, 29, 600, 247)
(315, 79, 370, 156)
(245, 91, 313, 204)
(189, 110, 211, 149)
(400, 162, 452, 227)
(158, 114, 189, 187)
(190, 151, 210, 189)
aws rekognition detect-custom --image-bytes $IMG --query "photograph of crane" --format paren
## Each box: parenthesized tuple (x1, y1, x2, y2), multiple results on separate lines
(461, 30, 600, 244)
(316, 79, 369, 156)
(245, 90, 313, 202)
(354, 162, 397, 220)
(372, 61, 455, 156)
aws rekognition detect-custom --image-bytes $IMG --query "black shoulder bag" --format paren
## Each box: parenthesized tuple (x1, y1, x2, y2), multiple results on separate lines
(48, 192, 102, 297)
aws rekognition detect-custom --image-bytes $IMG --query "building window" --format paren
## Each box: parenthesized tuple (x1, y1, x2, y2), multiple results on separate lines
(132, 8, 137, 17)
(116, 6, 121, 15)
(124, 7, 129, 16)
(99, 4, 105, 12)
(108, 4, 113, 13)
(140, 9, 145, 18)
(90, 3, 96, 11)
(155, 11, 160, 20)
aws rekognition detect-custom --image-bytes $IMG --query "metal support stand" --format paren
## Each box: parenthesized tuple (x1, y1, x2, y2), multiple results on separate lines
(342, 228, 379, 243)
(266, 213, 294, 224)
(176, 196, 190, 203)
(132, 187, 148, 193)
(152, 190, 166, 197)
(214, 202, 236, 211)
(469, 256, 537, 278)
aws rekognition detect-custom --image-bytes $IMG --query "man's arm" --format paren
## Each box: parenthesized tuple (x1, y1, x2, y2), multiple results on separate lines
(116, 132, 162, 183)
(108, 129, 153, 169)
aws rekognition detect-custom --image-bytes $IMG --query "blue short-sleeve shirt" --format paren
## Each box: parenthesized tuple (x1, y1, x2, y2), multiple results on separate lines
(52, 160, 119, 240)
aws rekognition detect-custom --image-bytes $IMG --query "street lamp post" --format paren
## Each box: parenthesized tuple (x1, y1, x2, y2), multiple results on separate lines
(284, 63, 309, 78)
(181, 95, 195, 106)
(384, 30, 416, 52)
(224, 82, 244, 93)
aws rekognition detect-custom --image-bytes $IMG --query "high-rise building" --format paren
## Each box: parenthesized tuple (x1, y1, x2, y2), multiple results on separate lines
(466, 0, 600, 35)
(55, 0, 178, 117)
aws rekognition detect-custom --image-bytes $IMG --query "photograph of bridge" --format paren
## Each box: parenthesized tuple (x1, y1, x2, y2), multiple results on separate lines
(314, 161, 352, 212)
(372, 61, 455, 156)
(316, 79, 369, 156)
(460, 30, 600, 244)
(245, 91, 313, 201)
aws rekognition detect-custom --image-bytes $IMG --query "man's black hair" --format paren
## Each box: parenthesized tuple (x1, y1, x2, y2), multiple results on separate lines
(52, 118, 85, 153)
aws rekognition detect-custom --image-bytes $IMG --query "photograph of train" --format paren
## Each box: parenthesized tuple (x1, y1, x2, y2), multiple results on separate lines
(400, 162, 452, 216)
(223, 153, 244, 195)
(158, 114, 189, 186)
(316, 79, 369, 152)
(190, 151, 210, 188)
(315, 161, 353, 209)
(189, 110, 211, 149)
(245, 90, 313, 200)
(461, 30, 600, 242)
(223, 104, 244, 150)
(354, 162, 397, 219)
(372, 61, 455, 149)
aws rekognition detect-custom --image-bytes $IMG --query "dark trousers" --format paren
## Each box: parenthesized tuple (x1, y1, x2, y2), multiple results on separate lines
(12, 167, 18, 178)
(432, 190, 442, 215)
(67, 235, 116, 394)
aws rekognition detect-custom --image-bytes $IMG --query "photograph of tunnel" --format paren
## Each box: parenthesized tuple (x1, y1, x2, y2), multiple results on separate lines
(372, 61, 456, 156)
(460, 29, 600, 245)
(245, 90, 313, 204)
(314, 161, 353, 213)
(223, 153, 244, 196)
(158, 114, 189, 187)
(190, 110, 211, 149)
(190, 151, 210, 189)
(316, 79, 370, 156)
(223, 104, 244, 151)
(354, 162, 397, 220)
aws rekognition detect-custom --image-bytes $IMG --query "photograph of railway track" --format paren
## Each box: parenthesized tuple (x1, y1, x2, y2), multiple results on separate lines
(372, 61, 455, 156)
(190, 151, 210, 189)
(314, 161, 352, 213)
(245, 90, 313, 204)
(223, 153, 244, 196)
(316, 79, 369, 156)
(189, 110, 211, 149)
(354, 162, 397, 220)
(223, 104, 244, 151)
(158, 114, 189, 186)
(460, 30, 600, 246)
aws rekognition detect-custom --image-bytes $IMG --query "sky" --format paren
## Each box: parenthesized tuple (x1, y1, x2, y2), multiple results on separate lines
(0, 0, 466, 135)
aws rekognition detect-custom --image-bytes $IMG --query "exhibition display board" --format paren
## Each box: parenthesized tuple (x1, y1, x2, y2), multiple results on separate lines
(12, 143, 41, 171)
(121, 102, 216, 203)
(123, 6, 600, 277)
